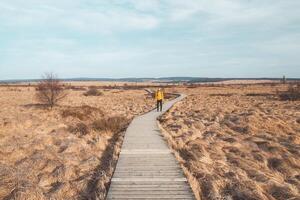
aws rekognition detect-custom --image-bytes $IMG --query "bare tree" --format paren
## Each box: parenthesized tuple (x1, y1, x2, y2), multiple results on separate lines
(36, 72, 67, 108)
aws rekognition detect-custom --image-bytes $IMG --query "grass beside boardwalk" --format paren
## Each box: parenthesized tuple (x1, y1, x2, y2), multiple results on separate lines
(160, 84, 300, 200)
(0, 87, 154, 199)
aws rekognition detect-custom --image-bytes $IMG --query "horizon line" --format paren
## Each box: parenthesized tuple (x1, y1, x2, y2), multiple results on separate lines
(1, 76, 300, 83)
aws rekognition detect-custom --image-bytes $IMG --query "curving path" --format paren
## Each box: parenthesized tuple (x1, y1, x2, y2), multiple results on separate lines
(107, 94, 195, 200)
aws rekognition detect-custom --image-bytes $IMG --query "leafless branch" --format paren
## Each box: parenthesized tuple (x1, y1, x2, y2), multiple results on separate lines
(35, 72, 67, 108)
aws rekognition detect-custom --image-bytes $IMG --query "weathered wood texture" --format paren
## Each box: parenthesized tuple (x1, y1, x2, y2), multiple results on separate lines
(107, 95, 195, 200)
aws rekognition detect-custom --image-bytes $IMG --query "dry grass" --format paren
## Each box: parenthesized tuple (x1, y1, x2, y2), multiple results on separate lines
(0, 85, 155, 200)
(160, 84, 300, 200)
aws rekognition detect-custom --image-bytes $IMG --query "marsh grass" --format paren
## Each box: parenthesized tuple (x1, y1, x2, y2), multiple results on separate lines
(159, 84, 300, 200)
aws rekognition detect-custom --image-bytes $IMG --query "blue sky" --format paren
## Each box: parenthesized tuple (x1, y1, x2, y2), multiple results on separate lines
(0, 0, 299, 79)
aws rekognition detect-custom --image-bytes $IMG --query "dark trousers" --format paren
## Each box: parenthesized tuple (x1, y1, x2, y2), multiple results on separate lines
(157, 100, 163, 112)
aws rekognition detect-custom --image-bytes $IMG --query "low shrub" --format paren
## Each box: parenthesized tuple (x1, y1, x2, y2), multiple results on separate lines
(178, 148, 196, 161)
(267, 158, 284, 171)
(83, 87, 103, 96)
(278, 83, 300, 101)
(246, 93, 273, 97)
(164, 93, 179, 100)
(65, 85, 86, 91)
(210, 93, 236, 97)
(61, 105, 104, 120)
(269, 185, 296, 200)
(68, 123, 89, 136)
(221, 182, 262, 200)
(92, 116, 129, 133)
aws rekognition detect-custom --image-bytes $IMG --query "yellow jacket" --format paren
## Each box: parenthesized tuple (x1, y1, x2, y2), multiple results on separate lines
(155, 90, 164, 101)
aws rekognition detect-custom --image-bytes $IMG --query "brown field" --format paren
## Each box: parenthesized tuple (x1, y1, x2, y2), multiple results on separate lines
(160, 84, 300, 200)
(0, 85, 155, 199)
(1, 82, 299, 200)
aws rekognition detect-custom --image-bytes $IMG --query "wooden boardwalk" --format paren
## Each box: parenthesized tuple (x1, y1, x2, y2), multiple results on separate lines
(107, 95, 195, 200)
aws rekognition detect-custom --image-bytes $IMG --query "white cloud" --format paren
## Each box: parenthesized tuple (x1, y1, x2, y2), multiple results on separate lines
(122, 0, 161, 12)
(1, 0, 298, 34)
(61, 10, 159, 34)
(0, 1, 160, 33)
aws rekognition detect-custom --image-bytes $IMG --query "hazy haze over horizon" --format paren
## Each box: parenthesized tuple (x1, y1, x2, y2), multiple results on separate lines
(0, 0, 300, 79)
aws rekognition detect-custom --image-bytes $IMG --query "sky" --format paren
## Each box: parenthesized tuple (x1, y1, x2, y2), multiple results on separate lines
(0, 0, 300, 80)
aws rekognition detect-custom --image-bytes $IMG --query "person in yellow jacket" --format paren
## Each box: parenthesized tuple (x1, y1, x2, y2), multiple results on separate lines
(155, 88, 164, 112)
